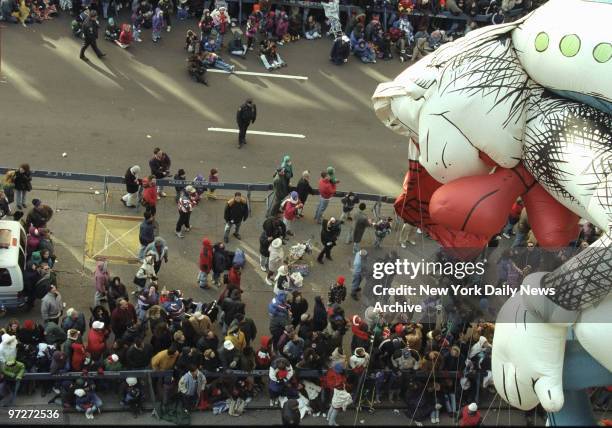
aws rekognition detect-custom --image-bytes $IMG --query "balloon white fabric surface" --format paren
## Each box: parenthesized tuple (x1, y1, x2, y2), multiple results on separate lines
(512, 0, 612, 106)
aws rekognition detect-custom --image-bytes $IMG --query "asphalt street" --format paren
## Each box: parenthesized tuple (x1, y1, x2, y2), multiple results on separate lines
(1, 13, 408, 197)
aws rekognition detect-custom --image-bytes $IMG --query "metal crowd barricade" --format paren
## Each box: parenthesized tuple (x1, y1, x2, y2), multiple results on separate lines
(0, 167, 397, 214)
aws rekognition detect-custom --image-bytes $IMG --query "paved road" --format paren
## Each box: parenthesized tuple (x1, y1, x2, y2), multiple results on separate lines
(2, 14, 408, 197)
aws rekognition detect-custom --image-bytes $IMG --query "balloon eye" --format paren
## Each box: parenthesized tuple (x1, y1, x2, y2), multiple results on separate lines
(534, 32, 549, 52)
(593, 42, 612, 63)
(559, 34, 581, 57)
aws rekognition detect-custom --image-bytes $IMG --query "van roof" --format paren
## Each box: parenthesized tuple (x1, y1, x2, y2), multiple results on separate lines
(0, 220, 26, 269)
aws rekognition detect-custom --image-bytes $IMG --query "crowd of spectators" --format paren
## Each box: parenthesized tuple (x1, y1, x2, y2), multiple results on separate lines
(1, 139, 605, 424)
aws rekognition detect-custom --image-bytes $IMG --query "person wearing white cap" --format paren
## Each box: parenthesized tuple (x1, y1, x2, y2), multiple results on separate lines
(87, 321, 107, 361)
(121, 377, 144, 416)
(459, 402, 482, 426)
(122, 165, 141, 207)
(266, 238, 284, 286)
(176, 185, 198, 238)
(74, 388, 100, 419)
(218, 339, 240, 369)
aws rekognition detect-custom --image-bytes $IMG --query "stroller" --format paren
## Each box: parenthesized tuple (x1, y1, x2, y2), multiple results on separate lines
(287, 238, 313, 277)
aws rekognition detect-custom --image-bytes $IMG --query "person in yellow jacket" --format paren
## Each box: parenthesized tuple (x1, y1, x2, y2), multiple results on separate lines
(151, 346, 179, 371)
(224, 326, 246, 353)
(12, 0, 30, 26)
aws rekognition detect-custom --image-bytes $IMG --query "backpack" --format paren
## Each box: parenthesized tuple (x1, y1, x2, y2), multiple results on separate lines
(34, 275, 52, 299)
(232, 249, 246, 268)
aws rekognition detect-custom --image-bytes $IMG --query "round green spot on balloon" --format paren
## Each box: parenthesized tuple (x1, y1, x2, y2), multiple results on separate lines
(560, 34, 580, 57)
(534, 32, 549, 52)
(593, 43, 612, 63)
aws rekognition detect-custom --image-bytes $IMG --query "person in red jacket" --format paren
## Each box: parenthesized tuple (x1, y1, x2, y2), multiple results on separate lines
(111, 298, 137, 340)
(314, 171, 338, 224)
(228, 265, 241, 288)
(116, 24, 134, 48)
(87, 321, 107, 361)
(281, 191, 302, 236)
(460, 403, 482, 426)
(501, 197, 524, 238)
(198, 238, 213, 289)
(71, 342, 86, 371)
(141, 177, 158, 216)
(322, 362, 347, 405)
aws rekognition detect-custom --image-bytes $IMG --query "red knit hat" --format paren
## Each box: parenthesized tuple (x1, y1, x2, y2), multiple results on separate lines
(23, 320, 34, 330)
(394, 323, 405, 335)
(336, 276, 345, 286)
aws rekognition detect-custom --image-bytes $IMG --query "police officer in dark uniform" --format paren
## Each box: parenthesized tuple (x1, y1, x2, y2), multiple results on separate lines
(236, 98, 257, 148)
(80, 10, 106, 61)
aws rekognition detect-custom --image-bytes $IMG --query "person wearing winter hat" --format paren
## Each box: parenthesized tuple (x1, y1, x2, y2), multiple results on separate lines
(121, 376, 144, 416)
(459, 402, 482, 426)
(74, 387, 101, 419)
(176, 185, 198, 238)
(280, 190, 302, 236)
(317, 217, 341, 264)
(198, 238, 214, 290)
(328, 276, 347, 305)
(122, 165, 141, 208)
(86, 320, 107, 361)
(266, 237, 284, 285)
(104, 353, 122, 371)
(223, 192, 249, 243)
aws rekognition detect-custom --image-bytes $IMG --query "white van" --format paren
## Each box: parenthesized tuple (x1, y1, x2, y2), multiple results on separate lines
(0, 220, 28, 311)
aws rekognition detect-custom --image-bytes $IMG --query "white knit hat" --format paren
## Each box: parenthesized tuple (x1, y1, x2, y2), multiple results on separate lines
(468, 403, 478, 412)
(223, 340, 234, 350)
(110, 354, 119, 362)
(126, 377, 138, 386)
(74, 389, 86, 397)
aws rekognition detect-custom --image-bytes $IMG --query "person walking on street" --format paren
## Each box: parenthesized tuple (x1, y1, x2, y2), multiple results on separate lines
(350, 249, 367, 300)
(399, 220, 417, 248)
(149, 148, 172, 198)
(41, 285, 63, 325)
(350, 203, 372, 253)
(141, 177, 158, 216)
(122, 165, 141, 208)
(236, 98, 257, 148)
(313, 171, 337, 224)
(296, 170, 315, 218)
(223, 192, 249, 243)
(14, 164, 32, 210)
(144, 237, 169, 273)
(317, 217, 341, 264)
(280, 191, 301, 236)
(328, 276, 347, 305)
(139, 211, 156, 260)
(80, 10, 106, 61)
(176, 185, 198, 238)
(198, 238, 214, 289)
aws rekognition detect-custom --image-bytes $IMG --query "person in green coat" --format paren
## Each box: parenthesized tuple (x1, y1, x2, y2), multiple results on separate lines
(267, 168, 290, 217)
(2, 359, 25, 405)
(280, 155, 293, 180)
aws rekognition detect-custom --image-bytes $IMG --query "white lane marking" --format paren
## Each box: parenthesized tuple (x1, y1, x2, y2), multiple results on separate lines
(208, 128, 306, 139)
(206, 69, 309, 80)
